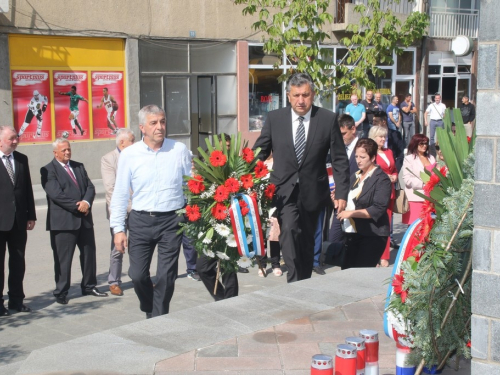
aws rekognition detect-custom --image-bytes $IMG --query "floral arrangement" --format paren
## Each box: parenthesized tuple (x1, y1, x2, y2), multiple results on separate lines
(385, 108, 474, 373)
(179, 133, 275, 274)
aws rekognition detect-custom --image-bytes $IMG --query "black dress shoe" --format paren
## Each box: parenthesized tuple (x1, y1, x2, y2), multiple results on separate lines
(55, 295, 69, 305)
(0, 305, 11, 316)
(8, 303, 31, 312)
(146, 312, 152, 319)
(313, 266, 326, 275)
(238, 266, 249, 273)
(82, 288, 108, 297)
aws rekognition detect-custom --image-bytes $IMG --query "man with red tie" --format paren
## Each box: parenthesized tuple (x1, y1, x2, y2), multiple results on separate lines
(41, 138, 107, 305)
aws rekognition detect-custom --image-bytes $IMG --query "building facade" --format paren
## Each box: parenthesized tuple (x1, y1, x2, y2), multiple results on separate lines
(0, 0, 479, 181)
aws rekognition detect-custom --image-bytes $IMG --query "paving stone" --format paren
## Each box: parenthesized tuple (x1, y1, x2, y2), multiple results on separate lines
(195, 356, 282, 371)
(471, 315, 489, 360)
(155, 350, 195, 372)
(274, 317, 314, 332)
(472, 272, 500, 318)
(473, 228, 492, 272)
(279, 342, 321, 370)
(309, 308, 347, 322)
(475, 138, 494, 181)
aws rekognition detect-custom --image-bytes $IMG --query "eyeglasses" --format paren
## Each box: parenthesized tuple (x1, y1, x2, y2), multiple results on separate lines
(418, 142, 428, 146)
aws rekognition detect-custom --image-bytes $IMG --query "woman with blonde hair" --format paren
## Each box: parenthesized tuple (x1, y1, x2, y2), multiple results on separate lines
(369, 126, 398, 267)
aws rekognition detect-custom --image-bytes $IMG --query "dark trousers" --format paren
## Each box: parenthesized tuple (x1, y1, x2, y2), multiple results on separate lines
(182, 234, 198, 273)
(342, 233, 387, 269)
(50, 226, 97, 297)
(313, 209, 326, 267)
(278, 185, 322, 282)
(197, 254, 238, 301)
(0, 221, 28, 305)
(127, 210, 183, 317)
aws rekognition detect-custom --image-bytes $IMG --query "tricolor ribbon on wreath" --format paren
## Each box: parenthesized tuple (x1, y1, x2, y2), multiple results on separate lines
(229, 194, 266, 258)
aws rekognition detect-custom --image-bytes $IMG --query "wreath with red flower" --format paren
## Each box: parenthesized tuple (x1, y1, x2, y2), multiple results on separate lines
(179, 133, 275, 273)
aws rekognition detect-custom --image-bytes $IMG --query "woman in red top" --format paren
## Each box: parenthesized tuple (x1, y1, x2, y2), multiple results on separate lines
(369, 126, 398, 267)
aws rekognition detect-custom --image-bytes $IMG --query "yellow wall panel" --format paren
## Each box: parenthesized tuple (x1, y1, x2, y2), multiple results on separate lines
(9, 35, 124, 68)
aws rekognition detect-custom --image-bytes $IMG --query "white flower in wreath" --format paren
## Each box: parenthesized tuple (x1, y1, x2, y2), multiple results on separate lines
(202, 237, 212, 245)
(203, 249, 215, 258)
(237, 256, 252, 268)
(214, 223, 231, 237)
(226, 234, 237, 248)
(246, 235, 253, 244)
(216, 251, 230, 260)
(198, 232, 204, 239)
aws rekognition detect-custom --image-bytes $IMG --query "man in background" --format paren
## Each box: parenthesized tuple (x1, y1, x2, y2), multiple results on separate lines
(361, 90, 381, 138)
(425, 93, 446, 146)
(386, 95, 401, 132)
(0, 126, 36, 315)
(101, 128, 135, 296)
(400, 93, 417, 145)
(460, 95, 475, 137)
(345, 94, 366, 137)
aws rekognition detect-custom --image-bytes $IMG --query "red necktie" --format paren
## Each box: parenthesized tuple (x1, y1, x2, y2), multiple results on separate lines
(64, 164, 79, 187)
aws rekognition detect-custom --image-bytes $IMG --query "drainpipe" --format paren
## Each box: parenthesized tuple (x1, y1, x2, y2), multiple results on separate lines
(419, 0, 430, 135)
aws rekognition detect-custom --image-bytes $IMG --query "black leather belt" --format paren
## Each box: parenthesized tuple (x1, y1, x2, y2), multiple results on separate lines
(135, 210, 172, 217)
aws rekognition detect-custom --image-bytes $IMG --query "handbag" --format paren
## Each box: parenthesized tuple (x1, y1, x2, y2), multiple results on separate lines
(393, 189, 409, 214)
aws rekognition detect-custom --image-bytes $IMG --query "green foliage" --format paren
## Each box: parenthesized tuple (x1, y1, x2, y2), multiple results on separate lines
(233, 0, 429, 96)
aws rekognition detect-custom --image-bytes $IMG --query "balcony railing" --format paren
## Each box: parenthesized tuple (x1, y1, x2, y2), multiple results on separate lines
(430, 7, 479, 39)
(353, 0, 418, 15)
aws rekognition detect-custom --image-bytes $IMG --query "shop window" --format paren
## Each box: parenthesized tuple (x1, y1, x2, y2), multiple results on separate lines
(249, 69, 282, 131)
(458, 65, 471, 73)
(218, 117, 237, 136)
(367, 69, 393, 106)
(249, 45, 281, 65)
(443, 66, 456, 73)
(165, 77, 190, 135)
(428, 65, 441, 75)
(139, 41, 188, 73)
(217, 76, 237, 116)
(397, 50, 414, 75)
(140, 76, 163, 108)
(191, 42, 236, 73)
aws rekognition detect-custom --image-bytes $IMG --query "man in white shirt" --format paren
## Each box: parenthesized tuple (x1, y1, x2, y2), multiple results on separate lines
(425, 93, 446, 145)
(110, 105, 191, 318)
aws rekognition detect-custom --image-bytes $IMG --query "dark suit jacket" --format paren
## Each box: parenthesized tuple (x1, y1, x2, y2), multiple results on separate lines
(40, 159, 95, 231)
(254, 106, 350, 212)
(348, 150, 358, 175)
(350, 167, 391, 237)
(387, 128, 405, 172)
(0, 151, 36, 231)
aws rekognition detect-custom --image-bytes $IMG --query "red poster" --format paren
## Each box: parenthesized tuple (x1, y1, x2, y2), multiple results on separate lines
(11, 70, 52, 143)
(91, 71, 125, 139)
(53, 71, 90, 140)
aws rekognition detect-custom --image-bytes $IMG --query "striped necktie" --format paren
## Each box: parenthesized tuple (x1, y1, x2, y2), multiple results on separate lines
(295, 116, 305, 164)
(3, 155, 15, 185)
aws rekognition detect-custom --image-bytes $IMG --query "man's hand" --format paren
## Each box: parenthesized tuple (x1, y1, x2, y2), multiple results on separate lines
(114, 232, 127, 254)
(76, 201, 89, 213)
(26, 220, 36, 230)
(334, 199, 347, 213)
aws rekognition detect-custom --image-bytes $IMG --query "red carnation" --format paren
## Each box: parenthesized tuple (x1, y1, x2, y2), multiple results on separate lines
(254, 160, 269, 178)
(423, 173, 440, 196)
(467, 340, 471, 348)
(210, 150, 227, 167)
(239, 200, 250, 216)
(242, 147, 254, 163)
(240, 174, 254, 189)
(225, 177, 240, 193)
(187, 175, 205, 194)
(214, 185, 230, 202)
(211, 203, 228, 220)
(392, 272, 408, 303)
(467, 136, 471, 143)
(186, 205, 201, 222)
(264, 184, 276, 200)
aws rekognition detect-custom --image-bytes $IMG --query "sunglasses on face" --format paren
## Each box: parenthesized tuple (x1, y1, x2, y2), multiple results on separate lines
(419, 142, 428, 146)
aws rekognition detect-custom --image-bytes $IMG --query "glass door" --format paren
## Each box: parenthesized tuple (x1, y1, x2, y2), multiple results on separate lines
(198, 76, 215, 150)
(395, 80, 414, 104)
(457, 77, 470, 105)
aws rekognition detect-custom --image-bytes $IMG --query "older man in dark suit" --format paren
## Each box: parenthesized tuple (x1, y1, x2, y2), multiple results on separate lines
(41, 138, 107, 305)
(254, 73, 350, 282)
(0, 126, 36, 316)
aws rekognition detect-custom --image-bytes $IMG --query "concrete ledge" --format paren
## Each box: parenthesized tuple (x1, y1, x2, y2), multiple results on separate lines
(16, 267, 391, 375)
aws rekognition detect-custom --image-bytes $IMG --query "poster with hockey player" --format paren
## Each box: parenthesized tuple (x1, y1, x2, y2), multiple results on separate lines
(91, 71, 125, 139)
(11, 70, 52, 143)
(53, 71, 90, 140)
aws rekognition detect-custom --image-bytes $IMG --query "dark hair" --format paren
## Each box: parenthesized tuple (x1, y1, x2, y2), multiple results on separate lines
(355, 138, 378, 160)
(103, 87, 108, 91)
(391, 95, 398, 101)
(286, 72, 314, 93)
(219, 133, 231, 142)
(71, 85, 77, 91)
(339, 114, 355, 129)
(372, 111, 388, 121)
(462, 95, 469, 99)
(407, 134, 430, 157)
(405, 93, 412, 98)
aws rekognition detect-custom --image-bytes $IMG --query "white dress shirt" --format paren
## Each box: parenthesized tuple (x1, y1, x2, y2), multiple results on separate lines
(426, 102, 446, 120)
(291, 107, 312, 144)
(0, 150, 15, 173)
(345, 136, 359, 160)
(110, 138, 192, 233)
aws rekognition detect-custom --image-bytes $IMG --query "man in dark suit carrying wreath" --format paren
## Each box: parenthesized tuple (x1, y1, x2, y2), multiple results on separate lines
(254, 73, 350, 283)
